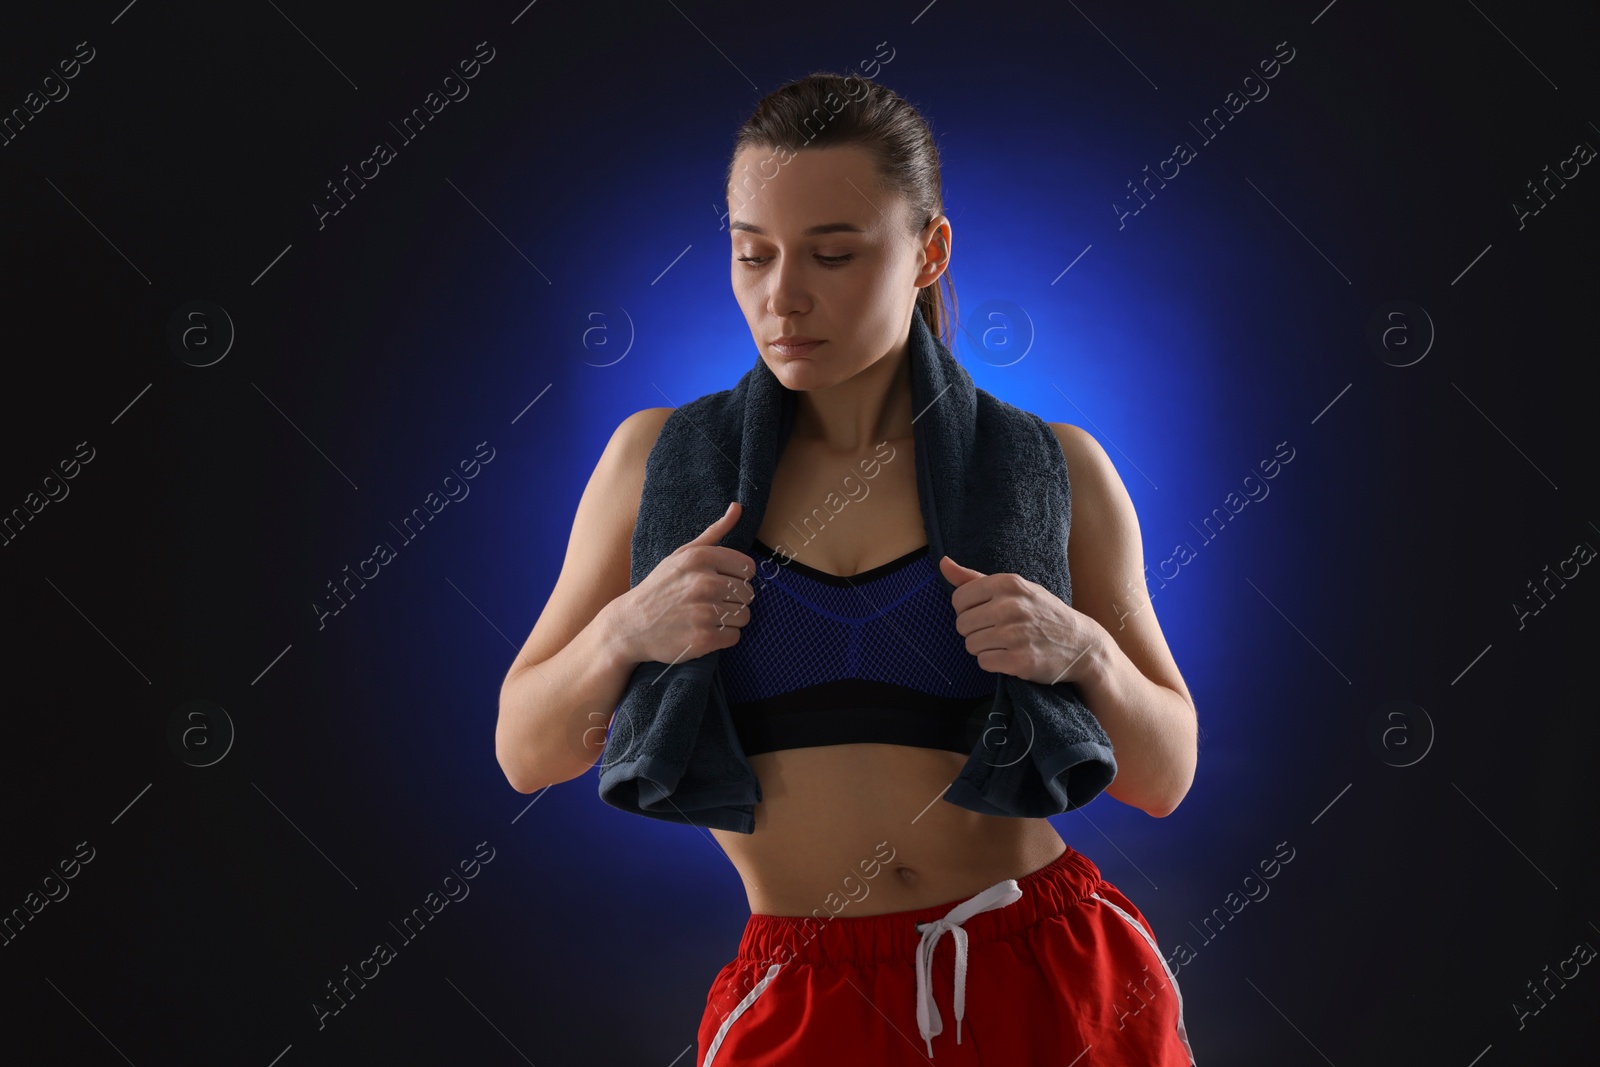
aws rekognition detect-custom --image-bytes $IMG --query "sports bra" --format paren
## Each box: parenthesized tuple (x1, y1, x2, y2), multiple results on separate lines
(719, 537, 1000, 756)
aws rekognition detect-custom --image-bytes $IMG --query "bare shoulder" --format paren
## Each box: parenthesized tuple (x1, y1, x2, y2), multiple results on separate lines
(586, 406, 675, 556)
(1045, 422, 1124, 505)
(608, 407, 675, 499)
(1043, 419, 1144, 598)
(502, 407, 673, 680)
(620, 405, 674, 441)
(1045, 421, 1093, 460)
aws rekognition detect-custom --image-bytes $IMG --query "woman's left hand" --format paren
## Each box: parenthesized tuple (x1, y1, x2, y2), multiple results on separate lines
(939, 556, 1105, 686)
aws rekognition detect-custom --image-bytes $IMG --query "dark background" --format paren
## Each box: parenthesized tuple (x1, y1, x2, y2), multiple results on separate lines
(2, 1, 1596, 1064)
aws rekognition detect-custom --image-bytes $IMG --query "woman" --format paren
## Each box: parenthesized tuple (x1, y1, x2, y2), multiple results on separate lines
(496, 72, 1199, 1065)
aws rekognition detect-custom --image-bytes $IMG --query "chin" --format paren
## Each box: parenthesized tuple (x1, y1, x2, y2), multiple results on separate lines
(765, 362, 818, 390)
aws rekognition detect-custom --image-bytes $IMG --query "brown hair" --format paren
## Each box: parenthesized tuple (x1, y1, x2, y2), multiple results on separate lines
(724, 72, 959, 351)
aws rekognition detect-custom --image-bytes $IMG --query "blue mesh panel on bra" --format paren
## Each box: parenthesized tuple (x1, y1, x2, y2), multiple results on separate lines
(720, 538, 1000, 756)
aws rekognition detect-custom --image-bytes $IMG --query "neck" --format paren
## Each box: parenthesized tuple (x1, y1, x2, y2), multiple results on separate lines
(790, 331, 916, 452)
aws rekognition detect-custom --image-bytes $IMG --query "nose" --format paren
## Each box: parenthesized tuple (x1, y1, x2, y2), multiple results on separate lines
(764, 252, 812, 319)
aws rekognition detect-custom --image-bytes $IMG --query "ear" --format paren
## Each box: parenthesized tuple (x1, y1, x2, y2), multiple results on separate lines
(919, 215, 953, 283)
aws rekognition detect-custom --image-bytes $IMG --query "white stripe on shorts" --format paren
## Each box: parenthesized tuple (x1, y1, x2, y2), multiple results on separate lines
(1090, 891, 1197, 1065)
(702, 961, 783, 1067)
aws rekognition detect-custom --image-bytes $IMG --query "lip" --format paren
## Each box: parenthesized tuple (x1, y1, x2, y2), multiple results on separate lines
(770, 337, 824, 356)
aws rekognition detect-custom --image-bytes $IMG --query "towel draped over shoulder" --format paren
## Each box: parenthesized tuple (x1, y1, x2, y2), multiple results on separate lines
(598, 305, 1116, 833)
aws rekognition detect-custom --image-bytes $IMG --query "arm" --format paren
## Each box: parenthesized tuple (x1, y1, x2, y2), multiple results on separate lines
(1050, 422, 1198, 818)
(494, 408, 672, 794)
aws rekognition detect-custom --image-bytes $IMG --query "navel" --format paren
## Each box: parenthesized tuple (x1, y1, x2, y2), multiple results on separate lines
(895, 864, 918, 885)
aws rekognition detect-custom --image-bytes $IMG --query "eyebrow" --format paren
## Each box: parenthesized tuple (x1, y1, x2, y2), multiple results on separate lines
(728, 221, 868, 237)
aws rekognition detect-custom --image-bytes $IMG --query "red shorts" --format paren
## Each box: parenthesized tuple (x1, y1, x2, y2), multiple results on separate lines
(695, 845, 1195, 1065)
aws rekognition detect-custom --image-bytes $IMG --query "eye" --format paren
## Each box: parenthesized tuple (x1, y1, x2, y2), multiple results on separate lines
(735, 254, 854, 267)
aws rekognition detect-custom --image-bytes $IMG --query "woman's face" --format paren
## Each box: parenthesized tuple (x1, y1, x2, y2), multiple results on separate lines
(726, 144, 947, 392)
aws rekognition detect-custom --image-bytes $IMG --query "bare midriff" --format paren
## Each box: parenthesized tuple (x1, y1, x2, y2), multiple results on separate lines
(710, 743, 1069, 916)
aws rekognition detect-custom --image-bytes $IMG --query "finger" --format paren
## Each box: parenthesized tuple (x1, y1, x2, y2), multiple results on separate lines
(718, 575, 756, 606)
(940, 555, 986, 586)
(708, 548, 758, 581)
(940, 554, 985, 577)
(950, 573, 1001, 613)
(951, 601, 999, 638)
(961, 626, 1008, 656)
(713, 598, 751, 629)
(684, 500, 741, 547)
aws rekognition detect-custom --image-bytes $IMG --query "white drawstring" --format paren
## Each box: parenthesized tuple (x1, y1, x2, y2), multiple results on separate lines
(913, 879, 1025, 1057)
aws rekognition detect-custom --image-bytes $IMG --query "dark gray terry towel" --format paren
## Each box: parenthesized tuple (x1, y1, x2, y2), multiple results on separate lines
(598, 305, 1117, 833)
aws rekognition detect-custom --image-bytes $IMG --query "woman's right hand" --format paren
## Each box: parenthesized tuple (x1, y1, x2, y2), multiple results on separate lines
(614, 501, 757, 664)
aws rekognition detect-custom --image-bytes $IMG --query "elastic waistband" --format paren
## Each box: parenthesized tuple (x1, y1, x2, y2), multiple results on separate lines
(733, 846, 1104, 967)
